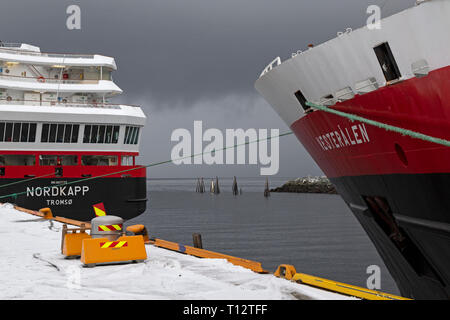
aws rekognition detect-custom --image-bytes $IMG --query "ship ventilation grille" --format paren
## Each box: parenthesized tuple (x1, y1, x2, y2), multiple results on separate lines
(320, 94, 336, 106)
(411, 59, 429, 78)
(335, 87, 354, 102)
(355, 78, 379, 94)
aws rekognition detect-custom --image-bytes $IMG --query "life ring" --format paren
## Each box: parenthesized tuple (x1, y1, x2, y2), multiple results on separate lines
(37, 76, 45, 83)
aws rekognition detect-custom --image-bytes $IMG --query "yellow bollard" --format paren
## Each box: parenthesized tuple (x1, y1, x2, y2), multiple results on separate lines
(274, 264, 297, 280)
(126, 224, 149, 243)
(39, 207, 54, 220)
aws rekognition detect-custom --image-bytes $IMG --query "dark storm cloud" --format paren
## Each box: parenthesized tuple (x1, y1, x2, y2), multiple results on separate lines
(0, 0, 416, 177)
(1, 0, 415, 106)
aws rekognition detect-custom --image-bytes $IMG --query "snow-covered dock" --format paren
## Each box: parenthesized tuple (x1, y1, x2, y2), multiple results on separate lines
(0, 203, 352, 300)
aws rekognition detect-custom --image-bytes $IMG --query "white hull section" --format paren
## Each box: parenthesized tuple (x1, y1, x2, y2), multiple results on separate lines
(255, 0, 450, 127)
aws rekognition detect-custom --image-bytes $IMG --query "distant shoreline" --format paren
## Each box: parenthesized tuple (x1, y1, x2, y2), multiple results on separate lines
(270, 176, 337, 194)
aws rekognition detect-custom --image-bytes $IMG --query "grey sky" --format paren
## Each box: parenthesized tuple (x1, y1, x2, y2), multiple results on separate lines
(1, 0, 415, 178)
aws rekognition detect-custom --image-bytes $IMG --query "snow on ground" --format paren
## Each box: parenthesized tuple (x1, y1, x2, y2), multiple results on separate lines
(0, 203, 354, 300)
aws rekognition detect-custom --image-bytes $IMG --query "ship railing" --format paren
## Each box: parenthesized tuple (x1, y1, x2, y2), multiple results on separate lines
(0, 98, 140, 109)
(259, 57, 281, 78)
(317, 78, 379, 107)
(355, 77, 379, 94)
(0, 43, 23, 48)
(334, 87, 355, 102)
(0, 74, 100, 85)
(0, 45, 95, 59)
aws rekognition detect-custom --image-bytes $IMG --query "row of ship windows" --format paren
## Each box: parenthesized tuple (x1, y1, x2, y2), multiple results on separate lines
(0, 122, 140, 145)
(0, 154, 135, 167)
(0, 122, 37, 143)
(82, 125, 120, 144)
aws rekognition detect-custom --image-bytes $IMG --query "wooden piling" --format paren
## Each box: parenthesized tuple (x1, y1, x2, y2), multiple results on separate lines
(200, 178, 205, 193)
(196, 178, 205, 193)
(192, 233, 203, 249)
(232, 176, 239, 195)
(215, 176, 220, 194)
(264, 177, 270, 197)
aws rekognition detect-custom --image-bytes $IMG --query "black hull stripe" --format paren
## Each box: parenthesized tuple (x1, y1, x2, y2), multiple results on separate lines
(331, 173, 450, 300)
(0, 177, 147, 221)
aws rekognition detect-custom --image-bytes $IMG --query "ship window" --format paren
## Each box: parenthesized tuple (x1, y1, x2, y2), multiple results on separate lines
(124, 126, 130, 144)
(113, 126, 119, 144)
(13, 123, 21, 142)
(41, 124, 49, 143)
(39, 155, 58, 166)
(0, 122, 36, 143)
(0, 154, 35, 166)
(49, 124, 57, 143)
(294, 90, 310, 112)
(121, 155, 134, 166)
(98, 125, 106, 143)
(128, 127, 135, 144)
(56, 124, 64, 143)
(4, 123, 12, 142)
(41, 123, 79, 143)
(105, 125, 113, 143)
(83, 125, 91, 143)
(20, 123, 29, 142)
(0, 123, 4, 141)
(40, 155, 78, 166)
(71, 125, 79, 143)
(64, 125, 72, 143)
(83, 125, 119, 144)
(90, 125, 99, 143)
(82, 155, 118, 166)
(61, 155, 78, 166)
(124, 126, 140, 145)
(102, 69, 112, 81)
(29, 124, 36, 142)
(373, 42, 401, 82)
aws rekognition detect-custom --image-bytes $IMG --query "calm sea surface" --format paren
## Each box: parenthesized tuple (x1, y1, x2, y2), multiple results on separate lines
(128, 177, 400, 295)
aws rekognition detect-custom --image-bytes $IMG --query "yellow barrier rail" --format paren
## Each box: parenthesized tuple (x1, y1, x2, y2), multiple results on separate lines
(274, 265, 411, 300)
(151, 238, 268, 274)
(4, 205, 412, 299)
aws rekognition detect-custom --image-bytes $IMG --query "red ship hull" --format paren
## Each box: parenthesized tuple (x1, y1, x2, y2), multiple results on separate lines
(291, 66, 450, 299)
(0, 151, 147, 221)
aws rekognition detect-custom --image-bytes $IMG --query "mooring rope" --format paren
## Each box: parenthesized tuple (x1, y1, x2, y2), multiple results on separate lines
(4, 101, 448, 201)
(0, 131, 294, 200)
(0, 172, 55, 189)
(306, 101, 450, 147)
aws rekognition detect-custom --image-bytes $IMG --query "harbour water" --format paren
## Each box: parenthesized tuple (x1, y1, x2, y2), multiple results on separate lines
(128, 177, 400, 295)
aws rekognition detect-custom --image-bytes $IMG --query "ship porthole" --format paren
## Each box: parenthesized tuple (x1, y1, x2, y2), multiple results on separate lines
(394, 143, 408, 166)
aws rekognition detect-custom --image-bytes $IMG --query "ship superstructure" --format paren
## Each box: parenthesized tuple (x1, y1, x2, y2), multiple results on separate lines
(0, 43, 147, 221)
(256, 0, 450, 299)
